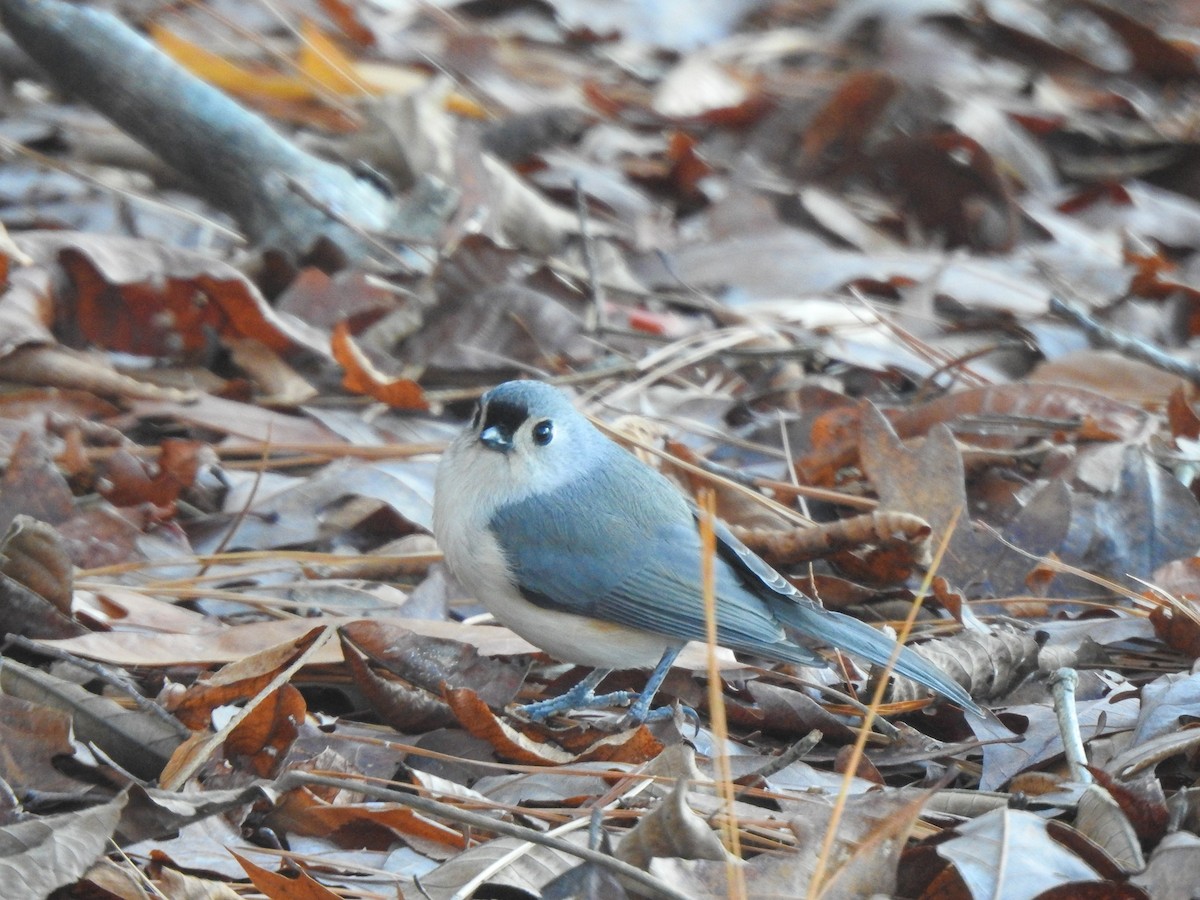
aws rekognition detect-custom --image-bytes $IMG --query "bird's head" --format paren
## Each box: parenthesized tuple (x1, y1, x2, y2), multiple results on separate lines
(437, 381, 602, 512)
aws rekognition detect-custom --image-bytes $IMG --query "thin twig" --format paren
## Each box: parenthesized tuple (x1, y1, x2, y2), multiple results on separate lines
(735, 730, 823, 787)
(198, 429, 273, 577)
(574, 177, 607, 331)
(1049, 667, 1092, 784)
(1049, 295, 1200, 386)
(699, 490, 747, 898)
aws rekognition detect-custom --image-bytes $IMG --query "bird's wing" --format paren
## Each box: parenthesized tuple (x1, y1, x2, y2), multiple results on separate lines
(488, 463, 823, 663)
(710, 516, 823, 608)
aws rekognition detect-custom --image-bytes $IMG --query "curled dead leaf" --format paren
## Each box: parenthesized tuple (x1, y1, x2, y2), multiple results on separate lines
(444, 687, 663, 765)
(332, 321, 429, 410)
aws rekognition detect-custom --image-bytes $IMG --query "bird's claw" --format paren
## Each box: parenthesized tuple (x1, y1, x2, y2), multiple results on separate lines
(620, 703, 700, 732)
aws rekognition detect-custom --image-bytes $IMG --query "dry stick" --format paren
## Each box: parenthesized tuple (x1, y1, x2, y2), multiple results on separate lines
(281, 172, 432, 272)
(278, 772, 691, 900)
(0, 0, 399, 261)
(450, 815, 593, 900)
(108, 841, 170, 900)
(70, 441, 446, 465)
(845, 286, 992, 389)
(590, 418, 815, 528)
(574, 177, 607, 332)
(698, 490, 748, 899)
(310, 738, 905, 834)
(976, 522, 1158, 614)
(197, 429, 273, 578)
(76, 549, 442, 578)
(1049, 667, 1092, 784)
(736, 730, 823, 788)
(1049, 295, 1200, 387)
(807, 507, 963, 900)
(912, 339, 1033, 401)
(686, 454, 878, 512)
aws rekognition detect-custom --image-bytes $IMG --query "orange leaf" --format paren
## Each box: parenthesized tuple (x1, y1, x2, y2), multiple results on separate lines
(331, 321, 429, 409)
(230, 850, 341, 900)
(444, 687, 662, 765)
(150, 23, 313, 101)
(171, 626, 329, 730)
(298, 19, 372, 96)
(318, 0, 375, 47)
(225, 684, 305, 777)
(270, 787, 466, 850)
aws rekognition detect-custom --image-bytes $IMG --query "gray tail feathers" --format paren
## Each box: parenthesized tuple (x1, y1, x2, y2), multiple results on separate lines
(778, 605, 982, 716)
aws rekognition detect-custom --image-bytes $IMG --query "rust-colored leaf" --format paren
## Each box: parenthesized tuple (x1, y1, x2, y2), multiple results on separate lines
(169, 626, 331, 731)
(318, 0, 375, 47)
(268, 786, 466, 850)
(224, 684, 305, 777)
(1168, 386, 1200, 440)
(20, 232, 329, 360)
(796, 70, 897, 178)
(230, 850, 342, 900)
(1149, 605, 1200, 657)
(331, 321, 429, 410)
(444, 687, 663, 765)
(97, 439, 211, 508)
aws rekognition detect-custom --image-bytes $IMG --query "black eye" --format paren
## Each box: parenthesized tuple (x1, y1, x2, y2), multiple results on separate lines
(532, 420, 553, 446)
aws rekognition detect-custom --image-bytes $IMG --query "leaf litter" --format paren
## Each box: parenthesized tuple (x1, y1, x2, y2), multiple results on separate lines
(0, 0, 1196, 896)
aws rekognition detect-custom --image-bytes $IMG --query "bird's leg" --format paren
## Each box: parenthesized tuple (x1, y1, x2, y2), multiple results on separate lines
(622, 646, 683, 725)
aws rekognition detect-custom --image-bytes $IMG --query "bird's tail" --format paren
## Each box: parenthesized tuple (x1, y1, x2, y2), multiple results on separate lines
(776, 604, 982, 716)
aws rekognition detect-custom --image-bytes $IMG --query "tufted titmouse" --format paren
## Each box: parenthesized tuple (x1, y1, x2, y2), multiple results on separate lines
(434, 380, 980, 724)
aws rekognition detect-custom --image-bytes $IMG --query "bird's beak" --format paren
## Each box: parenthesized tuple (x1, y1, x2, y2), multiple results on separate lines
(479, 426, 513, 453)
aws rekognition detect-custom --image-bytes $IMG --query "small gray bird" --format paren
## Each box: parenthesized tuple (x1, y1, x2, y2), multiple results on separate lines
(434, 380, 980, 723)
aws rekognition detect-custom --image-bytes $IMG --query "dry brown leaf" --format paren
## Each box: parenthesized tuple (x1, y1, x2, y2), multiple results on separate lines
(230, 849, 343, 900)
(267, 786, 466, 851)
(331, 321, 429, 409)
(616, 778, 729, 869)
(444, 687, 664, 765)
(170, 625, 332, 731)
(224, 684, 305, 777)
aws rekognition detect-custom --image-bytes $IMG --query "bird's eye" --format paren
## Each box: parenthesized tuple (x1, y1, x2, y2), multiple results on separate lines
(532, 420, 554, 446)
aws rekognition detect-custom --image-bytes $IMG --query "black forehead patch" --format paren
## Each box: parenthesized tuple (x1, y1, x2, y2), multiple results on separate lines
(481, 398, 531, 435)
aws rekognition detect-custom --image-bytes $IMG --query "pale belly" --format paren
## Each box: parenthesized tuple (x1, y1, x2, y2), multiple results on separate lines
(435, 503, 674, 669)
(480, 579, 677, 669)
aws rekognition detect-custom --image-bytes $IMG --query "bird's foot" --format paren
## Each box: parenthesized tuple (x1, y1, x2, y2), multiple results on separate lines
(519, 687, 638, 721)
(517, 649, 686, 726)
(518, 668, 628, 721)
